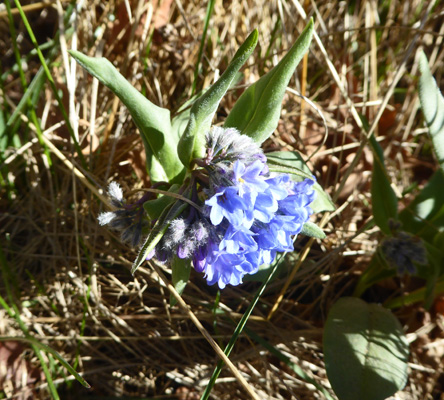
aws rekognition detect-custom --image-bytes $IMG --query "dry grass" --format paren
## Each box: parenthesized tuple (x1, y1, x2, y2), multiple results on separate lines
(1, 0, 444, 399)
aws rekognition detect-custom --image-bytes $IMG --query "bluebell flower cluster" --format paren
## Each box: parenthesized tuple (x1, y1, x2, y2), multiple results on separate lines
(182, 127, 314, 288)
(193, 137, 315, 288)
(99, 127, 316, 289)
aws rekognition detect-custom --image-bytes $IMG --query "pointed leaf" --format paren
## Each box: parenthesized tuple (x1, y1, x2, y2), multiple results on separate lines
(324, 297, 409, 400)
(384, 278, 444, 309)
(224, 19, 314, 144)
(22, 337, 90, 388)
(399, 169, 444, 242)
(132, 200, 188, 274)
(69, 50, 184, 183)
(301, 221, 325, 239)
(266, 151, 335, 212)
(178, 30, 258, 167)
(418, 51, 444, 171)
(170, 257, 191, 306)
(370, 135, 398, 234)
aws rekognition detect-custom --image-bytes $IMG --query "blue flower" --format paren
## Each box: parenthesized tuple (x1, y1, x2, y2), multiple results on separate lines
(200, 244, 256, 289)
(198, 153, 316, 289)
(232, 159, 268, 196)
(205, 186, 248, 227)
(220, 225, 257, 254)
(101, 128, 319, 290)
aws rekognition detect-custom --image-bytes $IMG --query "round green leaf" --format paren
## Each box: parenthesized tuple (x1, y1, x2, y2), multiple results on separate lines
(323, 297, 409, 400)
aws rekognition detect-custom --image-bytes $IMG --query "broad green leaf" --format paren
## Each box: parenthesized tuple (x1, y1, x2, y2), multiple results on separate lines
(399, 169, 444, 243)
(172, 74, 243, 140)
(370, 135, 398, 234)
(324, 297, 409, 400)
(69, 50, 184, 183)
(177, 30, 258, 168)
(171, 102, 194, 141)
(301, 221, 326, 239)
(266, 151, 335, 212)
(224, 19, 314, 144)
(418, 51, 444, 171)
(170, 257, 191, 307)
(267, 162, 314, 180)
(132, 200, 188, 274)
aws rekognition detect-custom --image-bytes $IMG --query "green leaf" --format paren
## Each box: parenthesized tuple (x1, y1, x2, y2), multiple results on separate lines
(69, 50, 184, 183)
(384, 278, 444, 309)
(224, 19, 314, 144)
(418, 51, 444, 171)
(301, 221, 325, 239)
(132, 200, 188, 274)
(370, 135, 398, 234)
(171, 103, 194, 141)
(399, 169, 444, 242)
(0, 336, 91, 389)
(323, 297, 409, 400)
(177, 30, 258, 168)
(266, 151, 335, 212)
(170, 257, 191, 307)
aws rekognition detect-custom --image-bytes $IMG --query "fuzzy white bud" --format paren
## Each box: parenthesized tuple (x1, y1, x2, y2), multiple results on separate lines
(108, 181, 123, 202)
(98, 211, 116, 225)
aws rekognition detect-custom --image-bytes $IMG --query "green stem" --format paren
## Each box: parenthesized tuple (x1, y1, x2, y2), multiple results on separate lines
(191, 0, 216, 95)
(200, 254, 285, 400)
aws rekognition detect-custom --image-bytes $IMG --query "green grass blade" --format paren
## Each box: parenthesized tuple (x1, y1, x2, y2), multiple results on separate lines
(0, 247, 90, 395)
(244, 328, 335, 400)
(191, 0, 216, 95)
(11, 0, 86, 169)
(200, 252, 285, 400)
(0, 247, 60, 399)
(5, 0, 53, 169)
